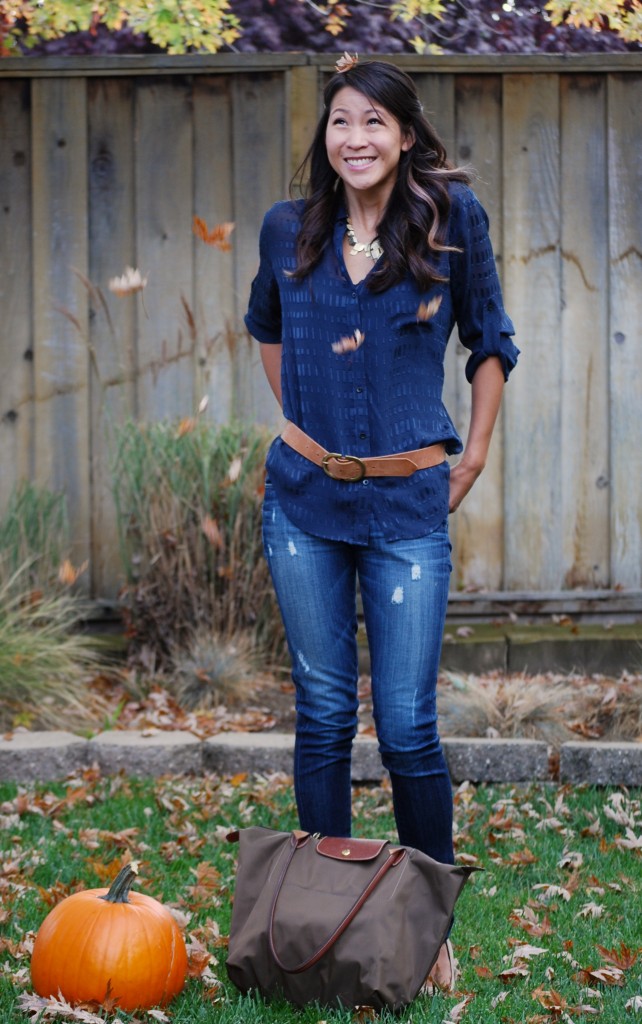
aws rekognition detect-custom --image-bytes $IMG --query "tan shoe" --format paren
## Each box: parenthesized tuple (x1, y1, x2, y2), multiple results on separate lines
(421, 939, 459, 995)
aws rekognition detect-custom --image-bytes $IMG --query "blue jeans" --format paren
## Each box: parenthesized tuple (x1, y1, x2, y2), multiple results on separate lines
(262, 484, 454, 864)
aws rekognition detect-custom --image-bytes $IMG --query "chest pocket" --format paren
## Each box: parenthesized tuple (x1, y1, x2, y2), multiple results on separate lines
(388, 309, 448, 370)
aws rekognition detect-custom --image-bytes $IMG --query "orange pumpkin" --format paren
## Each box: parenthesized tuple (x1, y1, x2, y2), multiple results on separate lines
(30, 862, 188, 1011)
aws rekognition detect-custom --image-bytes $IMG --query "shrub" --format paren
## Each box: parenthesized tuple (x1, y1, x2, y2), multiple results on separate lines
(111, 418, 284, 673)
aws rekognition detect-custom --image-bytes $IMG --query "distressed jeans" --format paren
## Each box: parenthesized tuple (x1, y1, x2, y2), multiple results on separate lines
(262, 484, 455, 864)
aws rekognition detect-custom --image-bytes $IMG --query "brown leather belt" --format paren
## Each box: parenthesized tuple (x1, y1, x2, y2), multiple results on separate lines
(281, 421, 446, 483)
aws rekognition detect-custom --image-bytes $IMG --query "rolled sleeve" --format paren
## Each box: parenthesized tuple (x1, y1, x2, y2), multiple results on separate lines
(244, 209, 283, 344)
(449, 187, 519, 383)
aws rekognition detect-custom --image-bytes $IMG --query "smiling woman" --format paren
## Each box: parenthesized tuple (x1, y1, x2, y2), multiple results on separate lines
(324, 85, 414, 264)
(245, 56, 519, 999)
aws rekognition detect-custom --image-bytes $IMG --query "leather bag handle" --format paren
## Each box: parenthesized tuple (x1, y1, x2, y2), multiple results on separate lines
(268, 832, 406, 974)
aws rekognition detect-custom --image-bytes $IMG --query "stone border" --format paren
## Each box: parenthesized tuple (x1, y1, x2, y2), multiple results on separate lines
(1, 730, 640, 786)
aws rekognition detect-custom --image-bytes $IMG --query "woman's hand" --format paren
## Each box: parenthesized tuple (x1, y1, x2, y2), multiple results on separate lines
(449, 355, 505, 513)
(449, 458, 483, 513)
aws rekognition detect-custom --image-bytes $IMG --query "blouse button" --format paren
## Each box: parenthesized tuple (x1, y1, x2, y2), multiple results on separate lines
(356, 386, 363, 393)
(359, 432, 367, 439)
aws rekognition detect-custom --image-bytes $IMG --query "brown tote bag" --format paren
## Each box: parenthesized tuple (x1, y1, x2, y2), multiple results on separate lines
(226, 826, 477, 1011)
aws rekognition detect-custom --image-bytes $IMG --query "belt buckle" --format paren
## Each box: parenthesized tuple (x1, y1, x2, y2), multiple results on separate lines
(321, 453, 367, 482)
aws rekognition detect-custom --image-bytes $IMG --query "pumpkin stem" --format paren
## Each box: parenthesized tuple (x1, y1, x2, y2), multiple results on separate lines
(100, 861, 139, 904)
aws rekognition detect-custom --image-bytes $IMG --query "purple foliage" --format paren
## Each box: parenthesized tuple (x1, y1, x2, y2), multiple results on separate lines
(7, 0, 638, 55)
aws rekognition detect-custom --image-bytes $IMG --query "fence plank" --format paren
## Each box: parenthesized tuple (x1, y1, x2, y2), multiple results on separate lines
(134, 77, 195, 422)
(193, 75, 236, 424)
(608, 73, 642, 588)
(0, 79, 34, 509)
(31, 78, 91, 574)
(232, 73, 288, 428)
(288, 64, 319, 184)
(413, 74, 463, 569)
(559, 75, 610, 589)
(502, 73, 562, 589)
(452, 75, 505, 590)
(87, 77, 137, 597)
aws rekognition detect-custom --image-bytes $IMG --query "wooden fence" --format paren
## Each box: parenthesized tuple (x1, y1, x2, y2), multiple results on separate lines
(0, 53, 641, 611)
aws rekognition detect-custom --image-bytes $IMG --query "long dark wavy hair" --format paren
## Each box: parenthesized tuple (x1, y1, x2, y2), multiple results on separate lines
(289, 61, 471, 293)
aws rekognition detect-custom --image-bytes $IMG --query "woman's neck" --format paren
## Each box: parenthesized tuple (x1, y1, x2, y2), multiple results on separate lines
(343, 185, 392, 238)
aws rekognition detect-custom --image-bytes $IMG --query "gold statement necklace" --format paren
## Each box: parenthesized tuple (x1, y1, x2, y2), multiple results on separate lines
(346, 218, 383, 261)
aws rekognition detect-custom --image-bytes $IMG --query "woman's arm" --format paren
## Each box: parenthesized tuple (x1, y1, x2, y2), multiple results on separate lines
(449, 355, 505, 513)
(259, 342, 283, 408)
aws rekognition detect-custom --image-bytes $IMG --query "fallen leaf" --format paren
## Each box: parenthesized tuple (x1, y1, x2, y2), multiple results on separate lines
(447, 993, 475, 1021)
(596, 942, 639, 970)
(576, 901, 604, 919)
(557, 850, 583, 870)
(532, 985, 567, 1011)
(497, 965, 530, 982)
(512, 944, 548, 960)
(532, 883, 572, 903)
(575, 965, 625, 987)
(615, 828, 642, 851)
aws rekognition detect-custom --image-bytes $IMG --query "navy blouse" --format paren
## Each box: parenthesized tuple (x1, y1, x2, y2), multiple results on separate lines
(245, 183, 519, 545)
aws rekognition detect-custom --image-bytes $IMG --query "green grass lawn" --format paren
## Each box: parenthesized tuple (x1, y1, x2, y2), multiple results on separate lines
(1, 770, 641, 1023)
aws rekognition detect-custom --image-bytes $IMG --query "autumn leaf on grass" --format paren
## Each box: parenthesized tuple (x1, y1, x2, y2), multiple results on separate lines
(193, 216, 235, 251)
(532, 985, 600, 1017)
(558, 850, 583, 870)
(497, 964, 530, 983)
(615, 827, 642, 851)
(446, 993, 475, 1021)
(597, 942, 640, 970)
(626, 995, 642, 1011)
(576, 901, 605, 919)
(532, 986, 568, 1014)
(186, 938, 213, 978)
(351, 1007, 377, 1023)
(509, 905, 554, 937)
(575, 964, 625, 987)
(532, 882, 573, 904)
(510, 943, 548, 961)
(417, 294, 442, 321)
(507, 847, 538, 866)
(604, 791, 638, 828)
(474, 964, 494, 979)
(18, 991, 105, 1023)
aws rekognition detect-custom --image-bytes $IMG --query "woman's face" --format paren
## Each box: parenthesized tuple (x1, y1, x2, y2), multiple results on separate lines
(325, 85, 413, 199)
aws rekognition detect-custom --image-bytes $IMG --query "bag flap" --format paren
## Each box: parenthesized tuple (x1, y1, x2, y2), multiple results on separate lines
(316, 837, 388, 862)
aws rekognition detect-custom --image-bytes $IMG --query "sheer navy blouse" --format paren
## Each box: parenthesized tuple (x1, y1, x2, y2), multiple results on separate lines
(245, 183, 519, 545)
